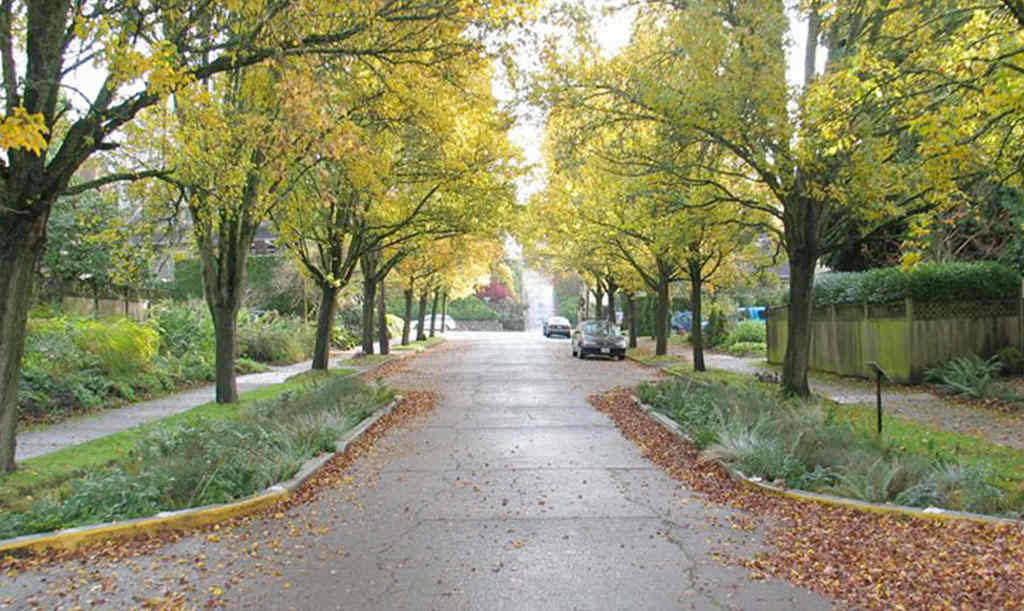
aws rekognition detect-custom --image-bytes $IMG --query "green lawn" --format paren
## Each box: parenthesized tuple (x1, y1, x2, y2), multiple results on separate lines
(392, 336, 446, 352)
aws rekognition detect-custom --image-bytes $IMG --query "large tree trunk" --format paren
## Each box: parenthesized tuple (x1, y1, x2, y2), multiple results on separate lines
(402, 288, 414, 346)
(783, 251, 817, 395)
(429, 289, 440, 337)
(378, 281, 389, 355)
(416, 292, 428, 341)
(0, 217, 47, 472)
(593, 288, 604, 318)
(688, 260, 706, 372)
(781, 194, 821, 396)
(211, 305, 240, 402)
(626, 293, 637, 348)
(360, 276, 376, 355)
(198, 231, 251, 405)
(607, 280, 617, 324)
(654, 277, 670, 356)
(440, 292, 448, 334)
(311, 284, 338, 370)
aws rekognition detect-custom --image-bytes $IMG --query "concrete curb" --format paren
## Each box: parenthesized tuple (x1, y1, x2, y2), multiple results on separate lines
(629, 395, 1024, 528)
(0, 396, 402, 556)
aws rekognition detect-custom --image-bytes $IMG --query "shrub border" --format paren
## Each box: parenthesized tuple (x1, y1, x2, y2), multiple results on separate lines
(0, 394, 401, 555)
(630, 395, 1024, 527)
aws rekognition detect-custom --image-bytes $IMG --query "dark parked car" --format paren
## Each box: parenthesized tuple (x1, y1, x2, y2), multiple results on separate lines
(543, 316, 572, 338)
(571, 319, 627, 360)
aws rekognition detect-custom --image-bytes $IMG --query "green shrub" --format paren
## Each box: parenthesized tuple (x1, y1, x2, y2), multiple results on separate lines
(332, 326, 359, 349)
(385, 313, 404, 339)
(811, 262, 1020, 306)
(996, 346, 1024, 376)
(705, 307, 729, 347)
(907, 262, 1020, 303)
(73, 318, 158, 377)
(150, 300, 213, 358)
(724, 320, 766, 346)
(238, 311, 314, 364)
(924, 353, 1003, 398)
(446, 296, 499, 320)
(727, 341, 766, 357)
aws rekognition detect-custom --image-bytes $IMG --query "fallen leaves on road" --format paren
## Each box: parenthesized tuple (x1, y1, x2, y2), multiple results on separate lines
(589, 387, 1024, 609)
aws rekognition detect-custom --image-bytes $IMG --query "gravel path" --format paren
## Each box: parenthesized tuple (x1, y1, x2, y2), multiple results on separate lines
(636, 338, 1024, 451)
(1, 331, 827, 609)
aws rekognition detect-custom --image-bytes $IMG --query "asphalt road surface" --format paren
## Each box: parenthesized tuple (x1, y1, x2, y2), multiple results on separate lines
(2, 331, 827, 610)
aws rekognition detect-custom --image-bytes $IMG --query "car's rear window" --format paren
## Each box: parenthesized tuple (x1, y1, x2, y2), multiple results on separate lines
(582, 321, 618, 336)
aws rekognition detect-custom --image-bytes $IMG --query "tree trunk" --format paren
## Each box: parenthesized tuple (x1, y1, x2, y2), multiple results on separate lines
(783, 252, 817, 395)
(440, 292, 448, 334)
(0, 218, 46, 472)
(429, 289, 440, 337)
(626, 293, 637, 348)
(655, 278, 670, 356)
(416, 292, 428, 341)
(594, 288, 604, 318)
(648, 295, 656, 341)
(361, 276, 376, 355)
(211, 305, 240, 403)
(378, 281, 389, 355)
(402, 288, 414, 345)
(607, 281, 618, 324)
(311, 284, 338, 370)
(688, 261, 706, 372)
(198, 232, 251, 405)
(359, 252, 378, 355)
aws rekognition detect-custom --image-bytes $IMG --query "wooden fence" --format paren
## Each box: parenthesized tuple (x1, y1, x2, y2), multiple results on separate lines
(62, 296, 150, 321)
(765, 299, 1023, 383)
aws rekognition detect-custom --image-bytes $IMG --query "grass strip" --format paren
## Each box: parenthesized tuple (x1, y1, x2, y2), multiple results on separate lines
(0, 366, 370, 532)
(642, 369, 1024, 517)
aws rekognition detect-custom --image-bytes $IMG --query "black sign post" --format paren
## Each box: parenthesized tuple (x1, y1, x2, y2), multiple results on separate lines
(866, 362, 888, 436)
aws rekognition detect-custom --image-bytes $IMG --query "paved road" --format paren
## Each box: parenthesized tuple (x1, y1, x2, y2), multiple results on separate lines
(2, 332, 826, 609)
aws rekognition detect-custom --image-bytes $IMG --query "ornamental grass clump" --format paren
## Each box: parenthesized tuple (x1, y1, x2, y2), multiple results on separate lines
(637, 376, 1020, 516)
(0, 374, 388, 539)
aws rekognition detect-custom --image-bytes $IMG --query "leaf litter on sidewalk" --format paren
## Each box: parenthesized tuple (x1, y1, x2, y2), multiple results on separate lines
(589, 387, 1024, 609)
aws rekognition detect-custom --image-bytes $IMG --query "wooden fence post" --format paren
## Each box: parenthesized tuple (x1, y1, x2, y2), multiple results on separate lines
(905, 298, 915, 381)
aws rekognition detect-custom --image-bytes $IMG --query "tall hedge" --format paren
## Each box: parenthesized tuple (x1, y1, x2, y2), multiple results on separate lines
(811, 262, 1020, 306)
(173, 255, 296, 312)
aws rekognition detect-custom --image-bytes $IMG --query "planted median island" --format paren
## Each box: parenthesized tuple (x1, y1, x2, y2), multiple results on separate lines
(0, 372, 392, 539)
(637, 373, 1024, 518)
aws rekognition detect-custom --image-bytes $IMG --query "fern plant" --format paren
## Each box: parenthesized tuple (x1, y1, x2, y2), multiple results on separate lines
(924, 353, 1002, 398)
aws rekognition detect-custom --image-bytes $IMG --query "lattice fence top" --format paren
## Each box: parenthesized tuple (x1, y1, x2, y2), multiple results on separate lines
(765, 299, 1019, 321)
(912, 300, 1019, 320)
(869, 302, 907, 319)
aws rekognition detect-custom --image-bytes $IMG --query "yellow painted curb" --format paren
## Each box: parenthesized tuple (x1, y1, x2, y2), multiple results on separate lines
(0, 489, 287, 555)
(1, 395, 402, 556)
(632, 396, 1024, 529)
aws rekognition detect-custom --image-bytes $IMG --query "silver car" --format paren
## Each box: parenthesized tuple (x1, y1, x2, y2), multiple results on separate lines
(543, 316, 572, 338)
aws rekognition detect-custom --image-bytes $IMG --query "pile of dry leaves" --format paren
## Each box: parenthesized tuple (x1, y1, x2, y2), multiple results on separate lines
(590, 388, 1024, 609)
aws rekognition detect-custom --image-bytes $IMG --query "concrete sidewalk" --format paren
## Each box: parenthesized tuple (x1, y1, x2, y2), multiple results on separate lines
(15, 350, 370, 462)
